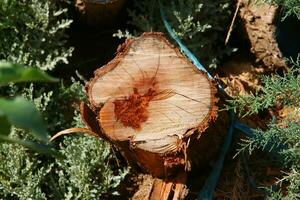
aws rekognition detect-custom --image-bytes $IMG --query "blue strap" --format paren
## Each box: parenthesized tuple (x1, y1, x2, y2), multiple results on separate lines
(197, 110, 235, 200)
(159, 2, 214, 81)
(159, 2, 256, 199)
(159, 2, 225, 93)
(234, 121, 255, 138)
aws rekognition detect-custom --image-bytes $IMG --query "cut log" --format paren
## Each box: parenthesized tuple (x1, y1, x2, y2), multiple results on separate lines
(58, 32, 231, 199)
(85, 32, 218, 179)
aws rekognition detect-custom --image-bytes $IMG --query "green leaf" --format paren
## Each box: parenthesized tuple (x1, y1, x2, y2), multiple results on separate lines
(0, 135, 62, 158)
(0, 97, 49, 142)
(0, 115, 11, 136)
(0, 61, 58, 85)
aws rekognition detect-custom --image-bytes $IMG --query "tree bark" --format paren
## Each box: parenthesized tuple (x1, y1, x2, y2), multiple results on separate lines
(78, 32, 227, 199)
(239, 1, 286, 70)
(84, 32, 218, 177)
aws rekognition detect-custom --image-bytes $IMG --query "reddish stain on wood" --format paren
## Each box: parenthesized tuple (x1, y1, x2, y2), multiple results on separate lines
(113, 87, 156, 130)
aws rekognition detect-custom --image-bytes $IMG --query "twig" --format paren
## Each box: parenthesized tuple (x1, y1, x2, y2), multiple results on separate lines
(225, 0, 241, 45)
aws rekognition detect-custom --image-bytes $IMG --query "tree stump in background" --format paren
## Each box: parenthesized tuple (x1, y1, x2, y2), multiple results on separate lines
(239, 1, 286, 70)
(75, 0, 125, 28)
(81, 32, 224, 199)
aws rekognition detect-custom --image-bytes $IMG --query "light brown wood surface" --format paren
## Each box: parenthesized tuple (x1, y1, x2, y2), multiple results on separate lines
(51, 33, 225, 200)
(88, 33, 217, 158)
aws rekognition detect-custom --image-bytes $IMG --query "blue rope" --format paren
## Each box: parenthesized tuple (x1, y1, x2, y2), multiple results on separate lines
(159, 2, 257, 199)
(159, 2, 214, 81)
(234, 121, 255, 138)
(159, 2, 225, 93)
(197, 110, 235, 200)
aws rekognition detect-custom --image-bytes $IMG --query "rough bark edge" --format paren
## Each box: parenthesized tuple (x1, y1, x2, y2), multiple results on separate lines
(80, 102, 107, 139)
(86, 32, 218, 138)
(84, 32, 219, 177)
(239, 2, 287, 70)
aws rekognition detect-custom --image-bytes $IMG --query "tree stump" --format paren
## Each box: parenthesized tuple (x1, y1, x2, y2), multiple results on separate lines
(78, 32, 224, 199)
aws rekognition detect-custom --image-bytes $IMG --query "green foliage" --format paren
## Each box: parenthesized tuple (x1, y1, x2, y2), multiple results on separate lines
(0, 80, 128, 199)
(116, 0, 235, 68)
(55, 132, 128, 199)
(0, 61, 58, 85)
(238, 121, 300, 166)
(233, 57, 300, 198)
(0, 0, 73, 70)
(0, 61, 59, 155)
(0, 0, 127, 198)
(237, 120, 300, 199)
(256, 0, 300, 20)
(228, 61, 300, 116)
(0, 115, 10, 136)
(0, 97, 49, 142)
(278, 0, 300, 20)
(48, 82, 128, 200)
(44, 78, 87, 134)
(0, 132, 52, 200)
